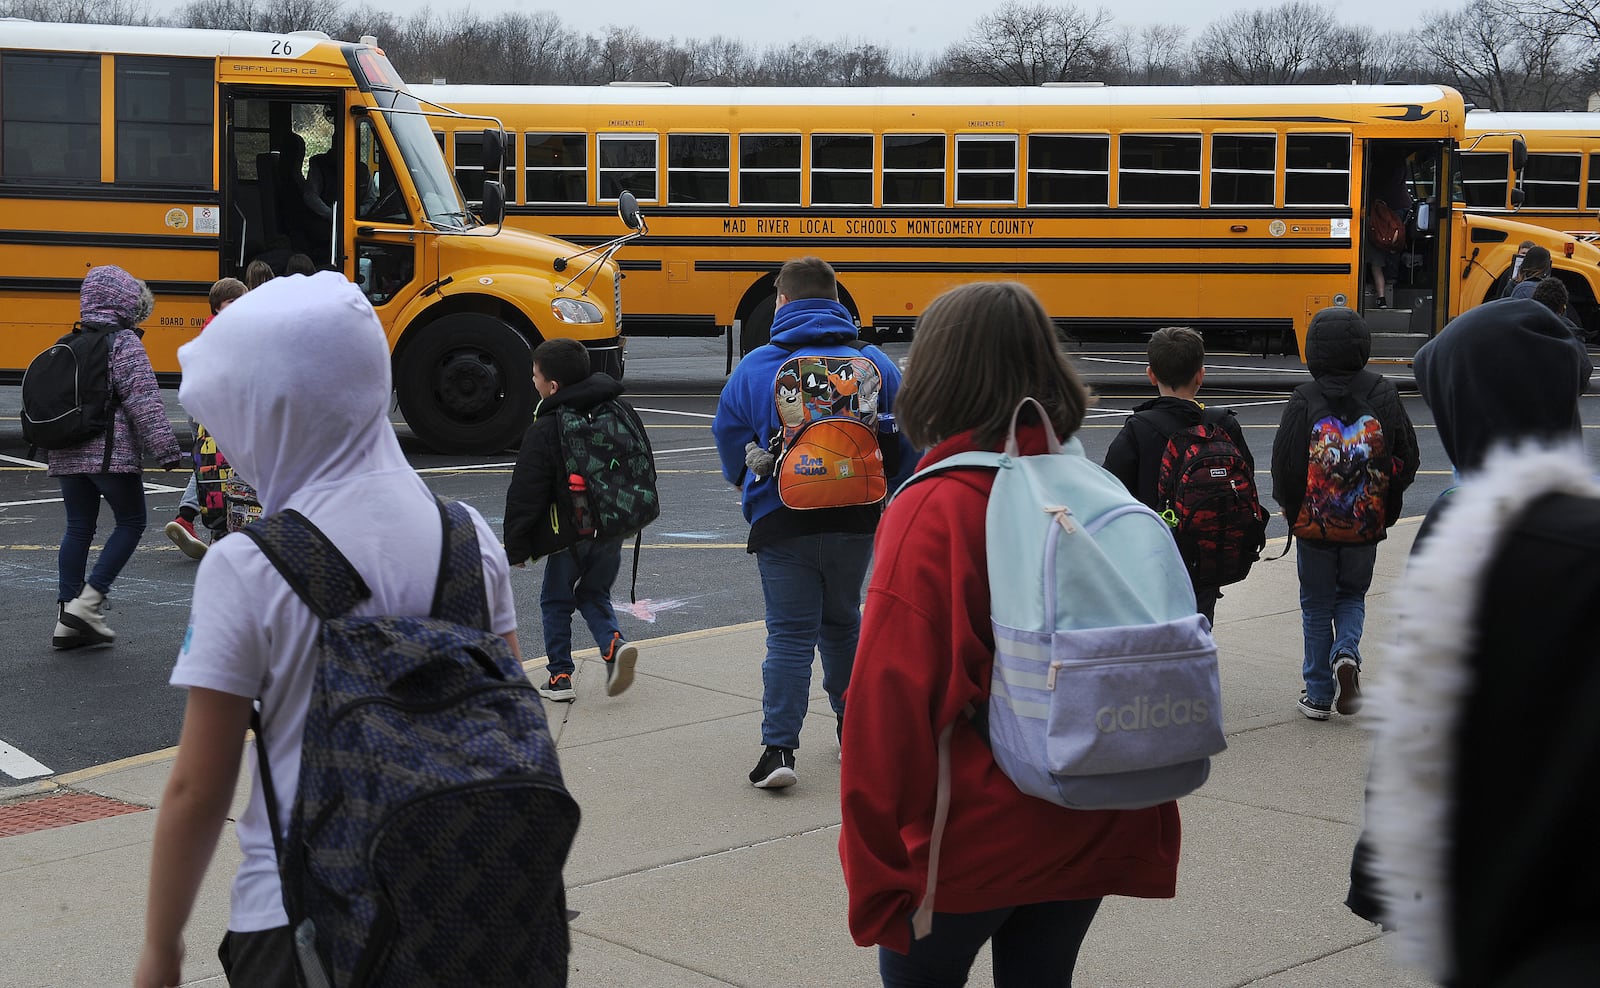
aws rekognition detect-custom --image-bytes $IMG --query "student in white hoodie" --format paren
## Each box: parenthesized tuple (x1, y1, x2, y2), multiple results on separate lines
(134, 273, 518, 988)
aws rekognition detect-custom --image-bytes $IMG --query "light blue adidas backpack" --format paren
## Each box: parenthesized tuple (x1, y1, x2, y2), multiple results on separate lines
(907, 399, 1226, 811)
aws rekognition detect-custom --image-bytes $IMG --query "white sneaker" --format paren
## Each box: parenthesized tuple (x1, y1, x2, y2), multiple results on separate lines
(61, 586, 115, 644)
(52, 604, 87, 650)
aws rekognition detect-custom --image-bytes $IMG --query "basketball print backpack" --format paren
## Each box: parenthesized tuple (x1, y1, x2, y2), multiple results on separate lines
(242, 500, 579, 988)
(1153, 408, 1269, 588)
(1291, 388, 1393, 544)
(768, 336, 892, 510)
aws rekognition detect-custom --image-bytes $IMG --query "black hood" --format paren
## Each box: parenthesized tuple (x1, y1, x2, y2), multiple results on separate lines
(1414, 298, 1588, 474)
(535, 371, 624, 418)
(1304, 307, 1371, 379)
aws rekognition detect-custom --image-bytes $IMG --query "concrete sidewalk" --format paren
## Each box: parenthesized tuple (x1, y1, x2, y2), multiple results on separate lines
(0, 524, 1436, 987)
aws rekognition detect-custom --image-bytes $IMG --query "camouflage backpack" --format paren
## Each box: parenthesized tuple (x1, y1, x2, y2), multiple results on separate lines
(554, 398, 659, 542)
(243, 500, 579, 988)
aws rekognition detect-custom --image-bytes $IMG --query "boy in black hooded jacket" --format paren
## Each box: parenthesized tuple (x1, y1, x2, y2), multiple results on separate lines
(504, 338, 643, 703)
(1271, 307, 1418, 720)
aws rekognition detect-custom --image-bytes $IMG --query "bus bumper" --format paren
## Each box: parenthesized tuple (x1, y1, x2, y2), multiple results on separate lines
(585, 336, 625, 379)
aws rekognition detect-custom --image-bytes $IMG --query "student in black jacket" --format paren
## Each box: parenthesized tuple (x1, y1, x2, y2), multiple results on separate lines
(1270, 307, 1418, 721)
(504, 338, 641, 703)
(1103, 326, 1254, 622)
(1353, 297, 1597, 988)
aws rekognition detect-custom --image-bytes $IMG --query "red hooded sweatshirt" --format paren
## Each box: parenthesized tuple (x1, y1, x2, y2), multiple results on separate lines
(839, 424, 1182, 953)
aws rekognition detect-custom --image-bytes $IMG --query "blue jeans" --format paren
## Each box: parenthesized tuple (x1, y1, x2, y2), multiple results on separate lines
(540, 538, 624, 677)
(879, 899, 1104, 988)
(57, 473, 148, 603)
(755, 532, 874, 751)
(1297, 541, 1378, 705)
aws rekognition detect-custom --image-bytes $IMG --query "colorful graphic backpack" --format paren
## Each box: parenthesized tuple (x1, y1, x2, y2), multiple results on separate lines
(768, 337, 893, 510)
(1154, 408, 1269, 588)
(1291, 394, 1393, 545)
(194, 422, 262, 534)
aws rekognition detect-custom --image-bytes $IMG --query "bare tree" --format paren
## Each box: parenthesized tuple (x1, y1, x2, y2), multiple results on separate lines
(939, 2, 1115, 85)
(0, 0, 158, 23)
(1191, 2, 1342, 84)
(1412, 0, 1585, 109)
(1107, 22, 1191, 84)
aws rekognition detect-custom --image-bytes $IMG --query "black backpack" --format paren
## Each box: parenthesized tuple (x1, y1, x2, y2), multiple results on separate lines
(20, 322, 117, 457)
(243, 500, 580, 988)
(554, 398, 659, 599)
(1152, 408, 1269, 588)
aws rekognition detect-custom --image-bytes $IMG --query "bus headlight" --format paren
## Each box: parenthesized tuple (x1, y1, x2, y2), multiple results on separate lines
(550, 297, 604, 324)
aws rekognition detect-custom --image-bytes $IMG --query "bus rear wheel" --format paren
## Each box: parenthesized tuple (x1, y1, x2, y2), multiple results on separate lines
(740, 293, 777, 356)
(397, 313, 533, 454)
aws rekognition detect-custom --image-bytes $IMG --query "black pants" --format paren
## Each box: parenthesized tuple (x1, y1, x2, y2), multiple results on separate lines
(218, 926, 297, 988)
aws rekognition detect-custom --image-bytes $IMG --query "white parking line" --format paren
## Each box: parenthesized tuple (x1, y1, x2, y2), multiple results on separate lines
(0, 739, 52, 780)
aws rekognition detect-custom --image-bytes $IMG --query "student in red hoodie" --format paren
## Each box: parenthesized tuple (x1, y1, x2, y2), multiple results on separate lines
(839, 281, 1180, 987)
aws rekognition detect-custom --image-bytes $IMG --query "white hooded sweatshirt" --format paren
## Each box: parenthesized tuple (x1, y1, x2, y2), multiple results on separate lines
(170, 272, 516, 932)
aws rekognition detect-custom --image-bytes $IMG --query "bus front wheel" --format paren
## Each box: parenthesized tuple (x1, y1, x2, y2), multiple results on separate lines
(740, 293, 777, 356)
(397, 313, 534, 454)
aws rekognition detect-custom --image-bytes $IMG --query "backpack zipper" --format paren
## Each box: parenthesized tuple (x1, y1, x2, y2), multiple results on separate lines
(1045, 644, 1217, 689)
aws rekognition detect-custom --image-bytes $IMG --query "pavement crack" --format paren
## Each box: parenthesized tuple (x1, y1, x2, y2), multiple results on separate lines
(568, 822, 842, 892)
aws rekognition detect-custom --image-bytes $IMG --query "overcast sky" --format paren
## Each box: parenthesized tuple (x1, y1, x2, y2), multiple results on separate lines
(372, 0, 1424, 54)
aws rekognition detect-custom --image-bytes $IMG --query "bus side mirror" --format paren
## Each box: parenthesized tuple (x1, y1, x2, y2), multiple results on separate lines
(1415, 200, 1433, 232)
(618, 190, 643, 231)
(1511, 138, 1528, 172)
(1510, 186, 1526, 208)
(479, 180, 505, 226)
(480, 128, 506, 173)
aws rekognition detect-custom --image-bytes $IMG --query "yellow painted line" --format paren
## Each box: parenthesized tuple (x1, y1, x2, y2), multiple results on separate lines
(51, 747, 181, 786)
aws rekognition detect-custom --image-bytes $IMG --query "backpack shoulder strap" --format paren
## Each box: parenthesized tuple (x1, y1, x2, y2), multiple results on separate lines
(430, 499, 491, 630)
(239, 509, 371, 620)
(895, 450, 1003, 498)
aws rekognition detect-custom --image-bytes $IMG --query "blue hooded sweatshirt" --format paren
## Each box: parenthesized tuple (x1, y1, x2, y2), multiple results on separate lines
(712, 297, 917, 548)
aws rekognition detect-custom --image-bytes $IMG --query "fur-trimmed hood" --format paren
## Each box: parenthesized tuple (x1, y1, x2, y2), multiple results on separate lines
(1366, 442, 1600, 982)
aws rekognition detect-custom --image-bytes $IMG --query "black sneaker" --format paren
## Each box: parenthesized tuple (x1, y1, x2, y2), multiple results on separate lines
(602, 633, 638, 698)
(1298, 693, 1332, 721)
(538, 673, 575, 702)
(1333, 654, 1363, 715)
(749, 745, 797, 789)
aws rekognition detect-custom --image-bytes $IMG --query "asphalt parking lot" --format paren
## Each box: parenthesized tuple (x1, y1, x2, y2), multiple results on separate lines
(1, 334, 1594, 789)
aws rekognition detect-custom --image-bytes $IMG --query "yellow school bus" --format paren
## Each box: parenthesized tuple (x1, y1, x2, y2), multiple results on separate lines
(1, 22, 633, 453)
(1463, 110, 1600, 239)
(415, 83, 1600, 360)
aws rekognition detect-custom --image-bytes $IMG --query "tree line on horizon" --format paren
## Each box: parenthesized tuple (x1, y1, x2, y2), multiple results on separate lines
(4, 0, 1599, 110)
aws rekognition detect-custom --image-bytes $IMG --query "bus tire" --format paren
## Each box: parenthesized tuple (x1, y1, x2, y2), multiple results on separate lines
(740, 293, 777, 355)
(396, 313, 534, 454)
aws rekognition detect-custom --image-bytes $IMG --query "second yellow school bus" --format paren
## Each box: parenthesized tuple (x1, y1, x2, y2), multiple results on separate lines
(416, 82, 1600, 359)
(1463, 110, 1600, 242)
(1, 22, 633, 453)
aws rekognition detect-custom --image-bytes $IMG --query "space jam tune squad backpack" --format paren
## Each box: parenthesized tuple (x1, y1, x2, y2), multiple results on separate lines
(767, 337, 897, 510)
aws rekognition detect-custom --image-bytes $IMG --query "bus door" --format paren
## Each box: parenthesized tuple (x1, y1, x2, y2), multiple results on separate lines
(221, 89, 341, 277)
(1363, 139, 1449, 338)
(350, 113, 423, 310)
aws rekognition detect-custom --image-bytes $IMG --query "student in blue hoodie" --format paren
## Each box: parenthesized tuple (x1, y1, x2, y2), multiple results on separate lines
(712, 257, 916, 790)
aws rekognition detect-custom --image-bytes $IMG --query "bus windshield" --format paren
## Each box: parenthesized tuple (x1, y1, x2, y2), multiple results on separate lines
(381, 92, 472, 229)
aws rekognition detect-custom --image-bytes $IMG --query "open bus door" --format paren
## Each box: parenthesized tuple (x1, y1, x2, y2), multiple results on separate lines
(1363, 139, 1450, 360)
(221, 89, 341, 280)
